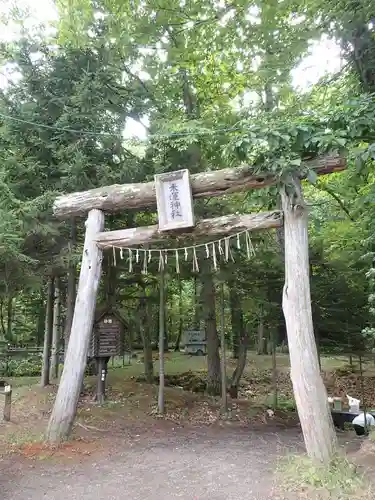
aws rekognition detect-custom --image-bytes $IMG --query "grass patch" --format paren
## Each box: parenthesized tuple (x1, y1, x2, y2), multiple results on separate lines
(278, 454, 373, 499)
(4, 429, 44, 446)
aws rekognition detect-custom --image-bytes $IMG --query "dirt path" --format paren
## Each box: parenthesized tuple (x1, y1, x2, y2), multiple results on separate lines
(1, 426, 304, 500)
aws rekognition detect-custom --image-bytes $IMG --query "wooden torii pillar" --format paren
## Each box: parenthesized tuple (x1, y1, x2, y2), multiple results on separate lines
(46, 155, 345, 450)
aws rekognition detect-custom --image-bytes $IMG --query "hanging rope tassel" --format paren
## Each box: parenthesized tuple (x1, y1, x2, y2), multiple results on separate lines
(224, 237, 230, 262)
(246, 231, 256, 258)
(128, 249, 133, 272)
(229, 244, 235, 263)
(205, 243, 210, 258)
(112, 246, 117, 267)
(164, 250, 168, 265)
(142, 249, 148, 274)
(148, 249, 152, 263)
(175, 249, 180, 274)
(184, 248, 188, 261)
(218, 239, 224, 258)
(136, 249, 139, 263)
(120, 248, 124, 260)
(212, 242, 217, 270)
(192, 247, 199, 273)
(158, 250, 164, 272)
(237, 233, 241, 249)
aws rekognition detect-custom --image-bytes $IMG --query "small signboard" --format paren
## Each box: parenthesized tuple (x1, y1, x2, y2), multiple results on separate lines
(154, 169, 195, 231)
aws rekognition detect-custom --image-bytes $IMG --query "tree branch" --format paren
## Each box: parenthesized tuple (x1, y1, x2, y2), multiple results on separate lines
(315, 184, 354, 221)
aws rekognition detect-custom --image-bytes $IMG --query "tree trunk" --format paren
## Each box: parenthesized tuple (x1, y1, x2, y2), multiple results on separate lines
(271, 329, 278, 409)
(50, 277, 61, 381)
(257, 310, 267, 355)
(64, 221, 77, 356)
(229, 329, 250, 399)
(193, 276, 200, 329)
(36, 295, 45, 346)
(6, 296, 13, 341)
(219, 282, 228, 412)
(281, 179, 337, 463)
(140, 290, 153, 383)
(158, 271, 165, 414)
(201, 268, 221, 396)
(229, 282, 242, 359)
(41, 278, 54, 387)
(174, 276, 183, 351)
(46, 209, 105, 443)
(164, 294, 169, 352)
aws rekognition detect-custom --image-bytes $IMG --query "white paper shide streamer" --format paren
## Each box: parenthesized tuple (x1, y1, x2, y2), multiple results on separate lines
(110, 229, 258, 274)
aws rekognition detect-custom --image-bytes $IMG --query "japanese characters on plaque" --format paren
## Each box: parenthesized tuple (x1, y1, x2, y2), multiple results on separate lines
(154, 169, 195, 231)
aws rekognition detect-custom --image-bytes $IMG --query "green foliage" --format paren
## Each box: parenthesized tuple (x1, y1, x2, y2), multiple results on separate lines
(3, 357, 42, 377)
(267, 393, 296, 412)
(0, 0, 374, 359)
(278, 455, 372, 499)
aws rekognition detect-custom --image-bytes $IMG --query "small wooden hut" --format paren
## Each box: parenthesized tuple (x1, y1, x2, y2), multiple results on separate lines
(89, 306, 127, 358)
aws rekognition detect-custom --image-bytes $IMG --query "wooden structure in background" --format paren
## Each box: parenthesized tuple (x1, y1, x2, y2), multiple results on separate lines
(89, 307, 127, 404)
(47, 153, 345, 463)
(89, 307, 126, 358)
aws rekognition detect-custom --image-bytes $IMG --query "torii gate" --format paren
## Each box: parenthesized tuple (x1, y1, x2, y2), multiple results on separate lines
(46, 154, 345, 463)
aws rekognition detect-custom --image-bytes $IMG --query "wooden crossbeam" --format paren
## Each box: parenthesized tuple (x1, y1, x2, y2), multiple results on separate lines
(95, 210, 283, 249)
(53, 154, 346, 219)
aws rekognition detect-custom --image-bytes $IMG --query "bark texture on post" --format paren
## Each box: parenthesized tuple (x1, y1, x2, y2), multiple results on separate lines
(281, 179, 337, 463)
(46, 209, 105, 443)
(53, 154, 346, 219)
(1, 387, 12, 422)
(50, 277, 61, 381)
(41, 278, 54, 387)
(95, 211, 282, 249)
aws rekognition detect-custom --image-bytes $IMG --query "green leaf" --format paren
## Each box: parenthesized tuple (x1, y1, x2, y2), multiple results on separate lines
(306, 169, 318, 185)
(335, 137, 347, 147)
(290, 158, 302, 166)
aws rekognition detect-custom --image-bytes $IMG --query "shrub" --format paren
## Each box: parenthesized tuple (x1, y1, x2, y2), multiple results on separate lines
(6, 357, 42, 377)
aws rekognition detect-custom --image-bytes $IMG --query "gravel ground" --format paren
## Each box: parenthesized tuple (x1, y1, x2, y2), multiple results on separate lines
(1, 427, 304, 500)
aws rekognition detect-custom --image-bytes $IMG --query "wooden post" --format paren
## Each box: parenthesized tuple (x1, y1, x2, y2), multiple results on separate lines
(220, 282, 228, 413)
(158, 270, 165, 414)
(41, 277, 54, 387)
(1, 385, 12, 422)
(46, 209, 105, 443)
(281, 178, 337, 463)
(50, 277, 61, 381)
(96, 358, 106, 405)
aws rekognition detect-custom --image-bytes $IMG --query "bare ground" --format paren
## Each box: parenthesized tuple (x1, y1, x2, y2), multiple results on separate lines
(0, 357, 373, 500)
(1, 425, 304, 500)
(1, 423, 367, 500)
